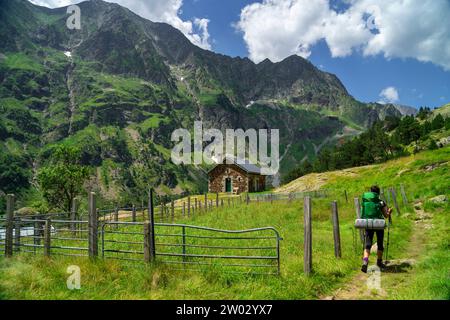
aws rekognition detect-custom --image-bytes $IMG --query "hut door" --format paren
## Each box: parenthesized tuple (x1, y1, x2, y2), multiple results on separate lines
(225, 178, 232, 193)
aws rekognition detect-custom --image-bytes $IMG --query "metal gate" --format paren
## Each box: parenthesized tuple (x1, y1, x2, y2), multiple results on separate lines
(100, 222, 282, 275)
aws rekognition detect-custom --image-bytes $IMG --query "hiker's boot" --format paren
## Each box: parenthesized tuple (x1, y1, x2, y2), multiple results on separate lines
(377, 259, 386, 270)
(361, 257, 369, 273)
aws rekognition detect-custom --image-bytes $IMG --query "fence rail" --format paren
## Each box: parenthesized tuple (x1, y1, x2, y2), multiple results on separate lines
(154, 223, 281, 275)
(249, 190, 329, 203)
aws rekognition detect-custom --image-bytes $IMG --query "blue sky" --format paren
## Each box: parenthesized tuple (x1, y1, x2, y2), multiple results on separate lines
(179, 0, 449, 109)
(32, 0, 450, 109)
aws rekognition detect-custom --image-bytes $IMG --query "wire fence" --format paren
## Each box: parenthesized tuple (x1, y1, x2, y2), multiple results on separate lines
(12, 218, 45, 255)
(249, 190, 329, 202)
(101, 221, 144, 262)
(5, 217, 91, 257)
(0, 217, 282, 275)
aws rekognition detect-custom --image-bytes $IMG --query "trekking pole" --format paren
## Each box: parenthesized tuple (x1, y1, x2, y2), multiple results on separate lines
(385, 214, 392, 262)
(362, 230, 366, 256)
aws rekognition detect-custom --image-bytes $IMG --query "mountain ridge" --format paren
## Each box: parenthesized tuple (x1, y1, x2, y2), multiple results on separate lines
(0, 0, 402, 202)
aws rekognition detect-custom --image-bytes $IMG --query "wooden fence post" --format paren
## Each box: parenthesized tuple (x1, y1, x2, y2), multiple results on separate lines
(147, 189, 156, 261)
(246, 193, 250, 205)
(187, 197, 191, 217)
(303, 196, 312, 275)
(380, 187, 387, 204)
(216, 193, 219, 207)
(400, 184, 408, 206)
(132, 205, 137, 222)
(88, 192, 98, 259)
(171, 200, 175, 221)
(195, 198, 198, 211)
(14, 218, 21, 253)
(114, 207, 119, 227)
(70, 198, 78, 231)
(5, 194, 15, 257)
(221, 199, 224, 208)
(165, 202, 169, 220)
(143, 221, 151, 263)
(390, 187, 401, 216)
(33, 217, 40, 253)
(44, 218, 51, 257)
(354, 197, 364, 243)
(331, 201, 342, 258)
(344, 190, 348, 203)
(182, 202, 186, 217)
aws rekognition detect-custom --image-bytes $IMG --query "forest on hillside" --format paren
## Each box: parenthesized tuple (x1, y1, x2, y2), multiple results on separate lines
(284, 109, 450, 183)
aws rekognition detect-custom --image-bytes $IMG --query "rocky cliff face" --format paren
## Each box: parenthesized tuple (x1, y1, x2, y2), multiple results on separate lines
(0, 0, 401, 200)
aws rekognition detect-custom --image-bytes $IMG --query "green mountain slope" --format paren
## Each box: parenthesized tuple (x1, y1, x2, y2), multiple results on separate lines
(433, 103, 450, 118)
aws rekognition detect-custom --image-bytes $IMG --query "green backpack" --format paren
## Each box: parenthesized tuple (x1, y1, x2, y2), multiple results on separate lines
(361, 192, 383, 219)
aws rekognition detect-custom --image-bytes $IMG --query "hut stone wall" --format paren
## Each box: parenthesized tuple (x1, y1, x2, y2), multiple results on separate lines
(208, 165, 249, 194)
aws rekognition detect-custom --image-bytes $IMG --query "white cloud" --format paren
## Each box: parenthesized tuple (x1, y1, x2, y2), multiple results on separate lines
(236, 0, 450, 71)
(193, 18, 211, 50)
(30, 0, 72, 6)
(29, 0, 211, 50)
(379, 86, 399, 103)
(236, 0, 333, 63)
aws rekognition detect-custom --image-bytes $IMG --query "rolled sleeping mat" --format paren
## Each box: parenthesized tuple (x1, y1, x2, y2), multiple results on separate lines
(354, 219, 386, 230)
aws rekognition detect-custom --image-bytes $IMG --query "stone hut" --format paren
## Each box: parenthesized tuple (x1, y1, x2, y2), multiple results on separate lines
(207, 158, 266, 194)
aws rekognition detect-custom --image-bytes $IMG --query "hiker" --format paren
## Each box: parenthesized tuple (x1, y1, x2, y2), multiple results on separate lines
(361, 185, 392, 273)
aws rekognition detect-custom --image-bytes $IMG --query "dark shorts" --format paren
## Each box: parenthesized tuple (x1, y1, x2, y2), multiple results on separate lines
(364, 229, 384, 251)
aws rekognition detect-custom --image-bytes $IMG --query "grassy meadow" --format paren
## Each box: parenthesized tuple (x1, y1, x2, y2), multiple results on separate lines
(0, 146, 448, 300)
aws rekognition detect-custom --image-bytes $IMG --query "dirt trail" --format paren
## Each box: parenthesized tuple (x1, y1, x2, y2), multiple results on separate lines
(322, 202, 431, 300)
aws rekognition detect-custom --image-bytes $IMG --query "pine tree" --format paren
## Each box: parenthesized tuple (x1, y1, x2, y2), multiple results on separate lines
(431, 114, 445, 130)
